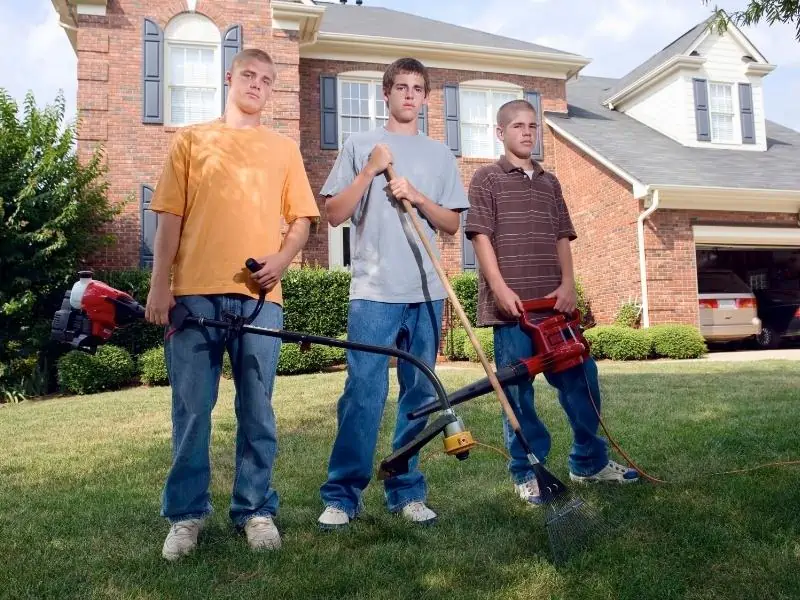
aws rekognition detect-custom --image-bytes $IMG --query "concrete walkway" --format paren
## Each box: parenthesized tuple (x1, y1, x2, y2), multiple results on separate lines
(704, 348, 800, 362)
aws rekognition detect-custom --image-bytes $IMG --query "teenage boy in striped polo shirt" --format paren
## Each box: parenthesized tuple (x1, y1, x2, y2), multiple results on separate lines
(464, 99, 639, 505)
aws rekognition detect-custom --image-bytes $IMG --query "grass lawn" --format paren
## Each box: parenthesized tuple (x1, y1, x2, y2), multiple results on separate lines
(1, 359, 799, 600)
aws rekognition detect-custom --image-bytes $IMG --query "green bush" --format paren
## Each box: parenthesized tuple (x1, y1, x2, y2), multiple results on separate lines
(449, 272, 478, 327)
(282, 268, 350, 337)
(575, 278, 593, 327)
(614, 300, 642, 328)
(444, 327, 468, 360)
(139, 347, 169, 386)
(57, 345, 136, 395)
(650, 324, 707, 359)
(277, 341, 345, 376)
(584, 325, 652, 361)
(0, 356, 41, 403)
(463, 328, 494, 363)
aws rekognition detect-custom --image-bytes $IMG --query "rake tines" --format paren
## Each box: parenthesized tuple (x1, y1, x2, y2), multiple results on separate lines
(542, 491, 615, 565)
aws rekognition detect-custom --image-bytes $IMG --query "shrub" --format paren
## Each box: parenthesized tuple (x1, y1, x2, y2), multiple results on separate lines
(139, 347, 169, 386)
(0, 90, 120, 371)
(575, 278, 594, 327)
(443, 327, 468, 360)
(57, 345, 136, 395)
(463, 328, 494, 363)
(614, 300, 642, 328)
(650, 324, 707, 359)
(282, 267, 350, 337)
(449, 272, 478, 327)
(584, 325, 652, 361)
(277, 341, 345, 376)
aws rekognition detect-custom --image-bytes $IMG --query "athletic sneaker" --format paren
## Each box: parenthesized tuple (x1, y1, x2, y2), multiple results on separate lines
(244, 516, 281, 550)
(162, 518, 204, 561)
(515, 479, 543, 505)
(318, 506, 350, 530)
(400, 501, 437, 525)
(569, 460, 639, 484)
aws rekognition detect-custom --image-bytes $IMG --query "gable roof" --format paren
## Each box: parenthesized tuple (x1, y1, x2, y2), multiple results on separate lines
(602, 19, 711, 103)
(546, 76, 800, 192)
(313, 1, 578, 56)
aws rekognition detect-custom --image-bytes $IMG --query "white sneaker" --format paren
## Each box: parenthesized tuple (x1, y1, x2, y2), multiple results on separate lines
(570, 460, 640, 484)
(162, 518, 204, 561)
(244, 516, 281, 550)
(318, 506, 350, 530)
(400, 501, 437, 525)
(515, 479, 543, 505)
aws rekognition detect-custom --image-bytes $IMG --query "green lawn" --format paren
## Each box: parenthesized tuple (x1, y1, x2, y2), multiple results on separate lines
(1, 360, 799, 600)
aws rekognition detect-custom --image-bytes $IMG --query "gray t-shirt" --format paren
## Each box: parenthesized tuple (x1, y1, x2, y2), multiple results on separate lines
(321, 127, 470, 303)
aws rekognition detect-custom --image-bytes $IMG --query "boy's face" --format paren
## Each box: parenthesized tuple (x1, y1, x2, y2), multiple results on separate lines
(226, 58, 275, 115)
(384, 71, 427, 124)
(497, 108, 538, 158)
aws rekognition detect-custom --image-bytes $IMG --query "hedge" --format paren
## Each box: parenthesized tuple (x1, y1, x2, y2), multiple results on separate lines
(58, 345, 136, 395)
(282, 268, 350, 337)
(139, 347, 169, 386)
(463, 328, 494, 363)
(443, 327, 468, 360)
(449, 273, 478, 327)
(649, 324, 707, 359)
(584, 324, 706, 361)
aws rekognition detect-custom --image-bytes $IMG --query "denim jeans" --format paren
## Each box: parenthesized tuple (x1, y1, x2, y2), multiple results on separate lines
(320, 299, 444, 518)
(493, 322, 609, 483)
(161, 294, 283, 528)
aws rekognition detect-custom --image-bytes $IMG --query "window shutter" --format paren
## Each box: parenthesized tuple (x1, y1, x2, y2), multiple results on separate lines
(417, 104, 428, 135)
(141, 185, 156, 268)
(320, 74, 338, 149)
(461, 214, 476, 272)
(142, 18, 164, 124)
(525, 91, 543, 159)
(738, 82, 755, 144)
(222, 25, 243, 111)
(444, 84, 461, 156)
(693, 78, 711, 141)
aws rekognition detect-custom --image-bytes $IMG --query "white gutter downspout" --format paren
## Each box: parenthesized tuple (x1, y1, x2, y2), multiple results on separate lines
(637, 188, 660, 329)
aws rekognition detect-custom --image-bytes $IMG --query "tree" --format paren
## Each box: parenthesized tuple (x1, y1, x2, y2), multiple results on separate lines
(0, 89, 121, 378)
(703, 1, 800, 41)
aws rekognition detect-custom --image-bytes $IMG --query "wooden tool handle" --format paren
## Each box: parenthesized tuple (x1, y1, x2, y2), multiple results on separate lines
(385, 164, 522, 432)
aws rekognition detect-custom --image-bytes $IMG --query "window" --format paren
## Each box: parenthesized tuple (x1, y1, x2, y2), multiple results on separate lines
(459, 86, 522, 159)
(339, 79, 388, 145)
(328, 220, 352, 270)
(164, 14, 221, 126)
(708, 82, 735, 143)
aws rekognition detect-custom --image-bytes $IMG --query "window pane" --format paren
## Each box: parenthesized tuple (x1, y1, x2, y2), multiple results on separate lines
(341, 116, 370, 144)
(170, 87, 217, 125)
(460, 90, 489, 124)
(170, 45, 215, 87)
(711, 113, 734, 143)
(492, 91, 519, 111)
(462, 123, 492, 158)
(341, 81, 369, 117)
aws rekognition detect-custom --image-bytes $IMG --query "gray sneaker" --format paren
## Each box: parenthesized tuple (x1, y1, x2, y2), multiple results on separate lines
(244, 516, 281, 550)
(162, 518, 204, 561)
(400, 501, 437, 525)
(318, 506, 350, 530)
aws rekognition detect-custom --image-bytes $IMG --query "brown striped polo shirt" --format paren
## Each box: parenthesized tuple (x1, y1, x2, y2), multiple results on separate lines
(465, 156, 577, 327)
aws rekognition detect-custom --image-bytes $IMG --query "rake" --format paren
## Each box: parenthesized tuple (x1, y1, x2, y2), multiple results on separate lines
(385, 164, 613, 563)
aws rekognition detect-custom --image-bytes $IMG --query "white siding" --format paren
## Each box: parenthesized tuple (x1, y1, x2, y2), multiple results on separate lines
(683, 32, 767, 151)
(623, 76, 688, 144)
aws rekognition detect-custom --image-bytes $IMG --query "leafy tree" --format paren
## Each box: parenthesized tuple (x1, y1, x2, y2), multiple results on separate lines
(0, 89, 120, 373)
(703, 1, 800, 41)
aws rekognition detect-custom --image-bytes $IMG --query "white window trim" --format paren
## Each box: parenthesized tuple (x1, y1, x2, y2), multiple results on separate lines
(458, 82, 523, 159)
(328, 219, 352, 270)
(707, 80, 739, 145)
(337, 75, 388, 149)
(163, 14, 222, 127)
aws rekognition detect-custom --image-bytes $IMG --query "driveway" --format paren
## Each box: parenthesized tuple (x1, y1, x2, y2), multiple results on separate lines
(704, 348, 800, 362)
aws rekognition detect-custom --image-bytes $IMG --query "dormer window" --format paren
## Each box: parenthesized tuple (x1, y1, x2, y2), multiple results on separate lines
(708, 83, 735, 143)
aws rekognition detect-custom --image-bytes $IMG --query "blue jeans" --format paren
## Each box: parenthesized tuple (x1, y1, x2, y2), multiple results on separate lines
(493, 322, 608, 483)
(161, 294, 283, 528)
(320, 299, 444, 518)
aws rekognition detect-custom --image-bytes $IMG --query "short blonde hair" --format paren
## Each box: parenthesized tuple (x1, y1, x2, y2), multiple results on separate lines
(230, 48, 275, 73)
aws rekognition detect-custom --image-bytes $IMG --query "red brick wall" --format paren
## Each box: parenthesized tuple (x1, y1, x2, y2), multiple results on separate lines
(551, 132, 641, 324)
(76, 0, 275, 268)
(299, 58, 567, 274)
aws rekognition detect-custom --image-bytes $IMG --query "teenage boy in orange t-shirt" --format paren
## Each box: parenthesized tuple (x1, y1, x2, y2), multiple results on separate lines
(145, 49, 320, 560)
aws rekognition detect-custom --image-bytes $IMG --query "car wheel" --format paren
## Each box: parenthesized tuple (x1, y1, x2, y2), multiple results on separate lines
(755, 326, 781, 349)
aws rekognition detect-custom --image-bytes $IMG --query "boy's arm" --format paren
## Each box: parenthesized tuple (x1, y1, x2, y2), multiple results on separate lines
(545, 174, 579, 313)
(251, 217, 311, 292)
(471, 234, 523, 318)
(325, 142, 391, 227)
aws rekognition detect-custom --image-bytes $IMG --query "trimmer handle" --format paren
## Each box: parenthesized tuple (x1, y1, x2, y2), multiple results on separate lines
(520, 298, 557, 313)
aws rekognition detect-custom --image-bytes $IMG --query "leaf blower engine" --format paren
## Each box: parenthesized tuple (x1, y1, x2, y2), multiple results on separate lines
(51, 271, 145, 353)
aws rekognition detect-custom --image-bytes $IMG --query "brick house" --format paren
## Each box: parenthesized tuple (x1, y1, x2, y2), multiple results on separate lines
(52, 0, 800, 332)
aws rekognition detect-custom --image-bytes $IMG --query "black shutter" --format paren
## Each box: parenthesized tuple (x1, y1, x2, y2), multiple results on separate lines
(693, 78, 711, 141)
(444, 84, 461, 156)
(417, 104, 428, 135)
(320, 74, 338, 149)
(739, 82, 755, 144)
(141, 185, 156, 268)
(525, 91, 543, 159)
(142, 18, 163, 124)
(461, 213, 476, 272)
(222, 25, 243, 111)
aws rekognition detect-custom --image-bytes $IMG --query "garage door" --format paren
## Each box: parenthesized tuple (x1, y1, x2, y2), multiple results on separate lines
(693, 225, 800, 248)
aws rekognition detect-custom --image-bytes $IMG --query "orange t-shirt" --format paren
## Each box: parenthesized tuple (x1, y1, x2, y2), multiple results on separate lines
(149, 120, 320, 305)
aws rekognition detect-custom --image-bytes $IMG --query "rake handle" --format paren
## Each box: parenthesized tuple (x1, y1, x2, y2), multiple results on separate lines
(385, 164, 523, 433)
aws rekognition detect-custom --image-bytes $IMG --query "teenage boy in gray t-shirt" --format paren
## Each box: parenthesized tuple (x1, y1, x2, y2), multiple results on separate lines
(317, 58, 469, 529)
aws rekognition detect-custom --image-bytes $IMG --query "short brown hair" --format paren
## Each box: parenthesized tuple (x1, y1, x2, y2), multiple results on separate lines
(383, 57, 430, 96)
(230, 48, 275, 74)
(497, 99, 536, 128)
